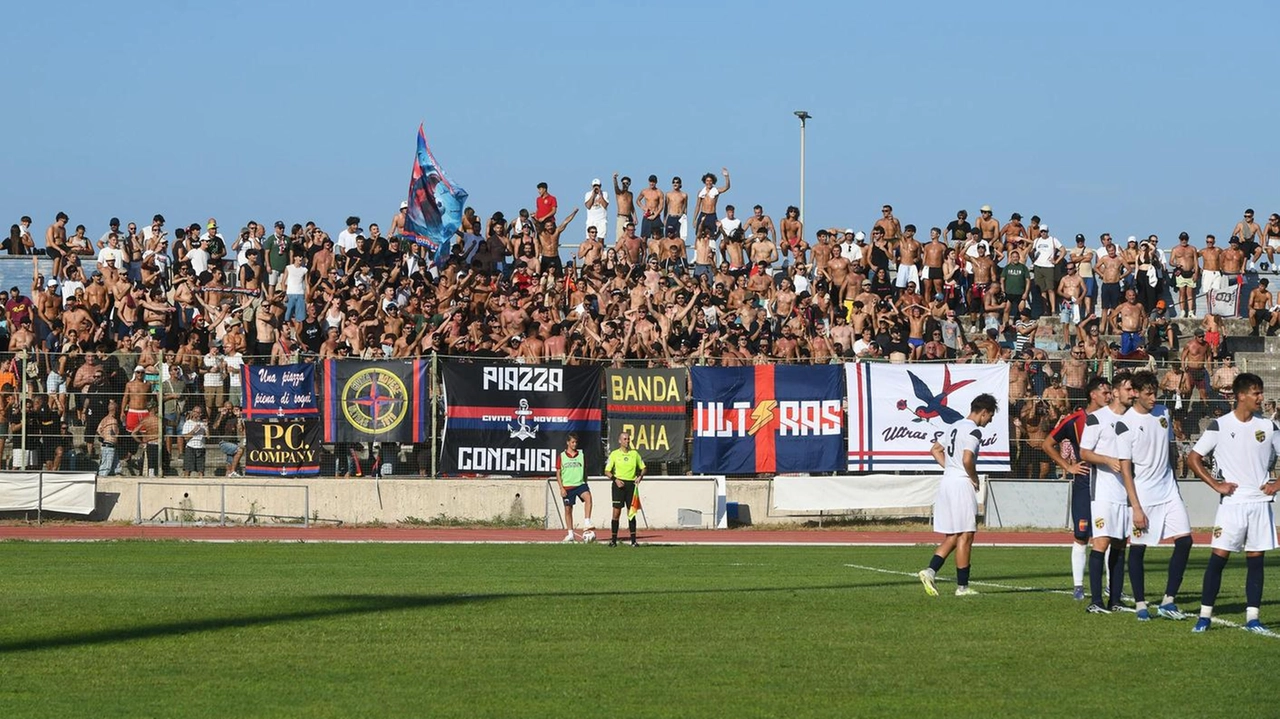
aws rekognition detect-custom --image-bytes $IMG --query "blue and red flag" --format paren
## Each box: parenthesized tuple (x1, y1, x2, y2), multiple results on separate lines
(691, 366, 844, 474)
(403, 123, 468, 268)
(321, 359, 430, 444)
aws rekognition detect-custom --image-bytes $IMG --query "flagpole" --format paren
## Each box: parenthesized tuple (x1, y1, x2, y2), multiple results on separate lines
(430, 351, 438, 478)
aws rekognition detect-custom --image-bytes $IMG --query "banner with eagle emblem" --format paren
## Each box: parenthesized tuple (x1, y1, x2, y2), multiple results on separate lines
(845, 363, 1010, 472)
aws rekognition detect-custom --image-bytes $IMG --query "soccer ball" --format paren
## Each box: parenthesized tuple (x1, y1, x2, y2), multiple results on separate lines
(582, 529, 597, 543)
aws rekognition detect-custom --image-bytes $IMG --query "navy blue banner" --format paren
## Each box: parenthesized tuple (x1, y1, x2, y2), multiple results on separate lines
(241, 363, 318, 420)
(691, 365, 845, 474)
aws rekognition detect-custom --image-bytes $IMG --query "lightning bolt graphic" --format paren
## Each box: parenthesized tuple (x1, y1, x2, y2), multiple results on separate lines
(747, 400, 778, 436)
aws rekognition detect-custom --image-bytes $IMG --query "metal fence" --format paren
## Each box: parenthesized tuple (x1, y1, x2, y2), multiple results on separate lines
(0, 349, 1264, 479)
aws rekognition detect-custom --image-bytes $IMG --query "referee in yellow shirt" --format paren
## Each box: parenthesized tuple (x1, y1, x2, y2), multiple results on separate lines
(606, 430, 646, 547)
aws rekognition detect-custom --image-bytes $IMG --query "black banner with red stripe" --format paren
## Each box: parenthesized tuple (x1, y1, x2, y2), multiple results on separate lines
(441, 362, 603, 476)
(605, 368, 687, 462)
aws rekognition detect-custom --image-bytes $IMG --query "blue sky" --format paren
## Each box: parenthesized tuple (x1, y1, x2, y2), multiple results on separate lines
(4, 0, 1277, 244)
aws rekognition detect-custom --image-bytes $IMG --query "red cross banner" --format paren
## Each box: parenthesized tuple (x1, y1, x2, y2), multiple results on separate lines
(321, 360, 430, 444)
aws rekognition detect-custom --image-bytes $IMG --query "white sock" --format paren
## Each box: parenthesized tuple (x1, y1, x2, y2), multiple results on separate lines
(1247, 607, 1260, 622)
(1200, 605, 1213, 619)
(1071, 543, 1087, 586)
(583, 518, 593, 529)
(1162, 594, 1176, 606)
(1103, 546, 1111, 586)
(923, 568, 936, 578)
(1137, 601, 1148, 612)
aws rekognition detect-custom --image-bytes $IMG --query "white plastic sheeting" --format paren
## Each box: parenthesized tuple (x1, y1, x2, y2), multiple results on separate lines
(0, 472, 97, 515)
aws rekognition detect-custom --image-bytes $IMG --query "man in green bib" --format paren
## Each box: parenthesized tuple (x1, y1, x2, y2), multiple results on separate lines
(556, 433, 593, 542)
(606, 430, 646, 547)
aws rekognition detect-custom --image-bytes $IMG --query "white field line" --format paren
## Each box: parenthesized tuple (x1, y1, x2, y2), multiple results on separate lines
(844, 563, 1278, 640)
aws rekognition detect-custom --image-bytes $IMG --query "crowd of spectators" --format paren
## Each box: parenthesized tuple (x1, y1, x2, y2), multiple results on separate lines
(3, 181, 1277, 477)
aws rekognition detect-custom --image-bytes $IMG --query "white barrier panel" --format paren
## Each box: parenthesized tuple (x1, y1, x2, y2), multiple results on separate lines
(0, 472, 42, 511)
(773, 474, 987, 512)
(0, 472, 97, 515)
(545, 476, 727, 530)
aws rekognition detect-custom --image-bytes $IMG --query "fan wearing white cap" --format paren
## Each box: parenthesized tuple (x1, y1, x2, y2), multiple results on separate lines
(1031, 223, 1064, 313)
(976, 205, 999, 243)
(584, 179, 609, 239)
(390, 200, 409, 238)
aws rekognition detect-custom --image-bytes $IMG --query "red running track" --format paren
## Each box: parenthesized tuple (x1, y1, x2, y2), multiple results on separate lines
(0, 524, 1215, 545)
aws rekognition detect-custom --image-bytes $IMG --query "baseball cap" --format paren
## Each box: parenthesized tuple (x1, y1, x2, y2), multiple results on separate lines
(854, 231, 866, 242)
(1011, 213, 1022, 220)
(844, 228, 854, 235)
(1040, 224, 1049, 232)
(980, 205, 992, 213)
(1156, 300, 1166, 309)
(591, 178, 601, 186)
(1195, 328, 1206, 337)
(400, 201, 409, 209)
(1075, 233, 1085, 241)
(109, 217, 120, 226)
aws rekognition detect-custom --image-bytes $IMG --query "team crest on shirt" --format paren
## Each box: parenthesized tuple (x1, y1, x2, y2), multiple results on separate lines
(1256, 430, 1266, 443)
(1213, 526, 1223, 538)
(1094, 518, 1105, 530)
(1159, 417, 1168, 429)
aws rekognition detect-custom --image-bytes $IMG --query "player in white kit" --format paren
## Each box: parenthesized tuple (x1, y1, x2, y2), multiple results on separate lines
(1114, 371, 1193, 622)
(1077, 374, 1138, 613)
(1187, 372, 1280, 633)
(918, 394, 999, 597)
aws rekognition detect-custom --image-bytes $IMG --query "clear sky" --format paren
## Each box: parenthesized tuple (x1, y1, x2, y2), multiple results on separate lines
(4, 0, 1277, 245)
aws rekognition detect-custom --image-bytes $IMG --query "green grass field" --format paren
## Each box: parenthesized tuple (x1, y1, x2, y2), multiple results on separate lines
(0, 542, 1276, 719)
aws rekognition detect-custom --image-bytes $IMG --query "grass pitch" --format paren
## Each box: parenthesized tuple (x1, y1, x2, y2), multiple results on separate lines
(0, 541, 1276, 719)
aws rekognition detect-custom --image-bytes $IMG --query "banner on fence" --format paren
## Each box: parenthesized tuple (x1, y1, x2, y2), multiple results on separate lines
(605, 367, 687, 462)
(690, 365, 844, 474)
(242, 363, 318, 419)
(244, 419, 321, 476)
(1206, 282, 1240, 317)
(321, 360, 430, 443)
(845, 362, 1010, 472)
(441, 362, 603, 475)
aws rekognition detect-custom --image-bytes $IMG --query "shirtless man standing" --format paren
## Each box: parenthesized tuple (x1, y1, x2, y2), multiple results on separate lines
(1199, 235, 1224, 303)
(636, 175, 665, 241)
(1113, 288, 1147, 356)
(780, 206, 804, 264)
(922, 229, 947, 301)
(1169, 232, 1200, 318)
(895, 225, 923, 291)
(537, 208, 579, 275)
(121, 366, 152, 434)
(46, 212, 70, 279)
(1068, 234, 1096, 318)
(1222, 237, 1247, 317)
(612, 173, 635, 240)
(664, 177, 689, 242)
(693, 168, 730, 238)
(1095, 244, 1127, 334)
(1180, 329, 1214, 401)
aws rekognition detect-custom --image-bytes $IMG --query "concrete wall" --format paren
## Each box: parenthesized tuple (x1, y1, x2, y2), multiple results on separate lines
(89, 476, 1229, 529)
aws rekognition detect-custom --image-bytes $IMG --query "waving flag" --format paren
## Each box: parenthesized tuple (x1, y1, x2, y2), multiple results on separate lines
(628, 484, 642, 521)
(404, 124, 468, 268)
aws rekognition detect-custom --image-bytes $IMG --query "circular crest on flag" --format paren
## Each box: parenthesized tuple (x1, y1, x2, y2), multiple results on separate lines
(341, 367, 409, 435)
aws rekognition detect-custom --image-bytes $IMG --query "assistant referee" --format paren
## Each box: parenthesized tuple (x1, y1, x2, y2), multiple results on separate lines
(606, 430, 646, 547)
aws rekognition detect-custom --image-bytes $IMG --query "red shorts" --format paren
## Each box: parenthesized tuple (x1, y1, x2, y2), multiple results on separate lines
(125, 409, 148, 431)
(1204, 331, 1221, 349)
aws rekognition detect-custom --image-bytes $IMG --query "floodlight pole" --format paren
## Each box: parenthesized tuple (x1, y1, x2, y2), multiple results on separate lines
(794, 111, 811, 222)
